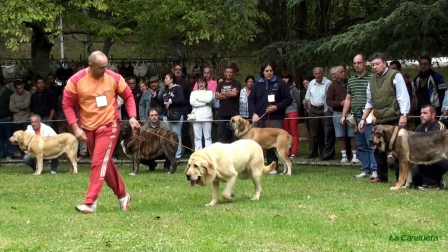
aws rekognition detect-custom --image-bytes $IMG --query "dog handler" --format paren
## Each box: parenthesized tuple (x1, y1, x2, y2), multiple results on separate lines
(412, 104, 448, 189)
(358, 53, 410, 184)
(23, 114, 59, 174)
(63, 51, 140, 213)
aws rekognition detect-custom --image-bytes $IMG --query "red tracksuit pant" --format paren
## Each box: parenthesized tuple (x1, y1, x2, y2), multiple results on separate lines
(83, 121, 126, 205)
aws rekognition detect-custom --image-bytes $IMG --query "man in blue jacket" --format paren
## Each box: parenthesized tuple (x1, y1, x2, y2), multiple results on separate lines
(248, 62, 292, 174)
(414, 55, 446, 115)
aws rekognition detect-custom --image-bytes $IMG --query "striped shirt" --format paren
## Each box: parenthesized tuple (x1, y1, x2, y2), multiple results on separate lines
(347, 72, 371, 116)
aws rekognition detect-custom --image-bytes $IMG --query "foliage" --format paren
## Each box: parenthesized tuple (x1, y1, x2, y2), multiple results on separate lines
(0, 163, 446, 251)
(130, 0, 268, 56)
(254, 0, 448, 70)
(0, 0, 115, 51)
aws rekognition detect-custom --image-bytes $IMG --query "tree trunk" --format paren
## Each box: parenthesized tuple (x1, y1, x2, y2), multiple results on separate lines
(102, 37, 114, 57)
(30, 24, 52, 78)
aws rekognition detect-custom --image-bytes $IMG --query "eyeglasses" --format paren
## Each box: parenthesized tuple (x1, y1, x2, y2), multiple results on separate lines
(174, 68, 182, 71)
(264, 70, 273, 72)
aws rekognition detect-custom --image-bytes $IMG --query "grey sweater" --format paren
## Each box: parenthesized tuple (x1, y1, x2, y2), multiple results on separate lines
(9, 91, 31, 122)
(285, 83, 301, 114)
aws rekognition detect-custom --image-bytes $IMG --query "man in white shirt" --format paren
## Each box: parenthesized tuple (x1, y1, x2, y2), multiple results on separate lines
(304, 67, 332, 159)
(23, 114, 59, 174)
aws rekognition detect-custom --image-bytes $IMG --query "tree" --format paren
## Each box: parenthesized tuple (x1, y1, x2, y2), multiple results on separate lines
(0, 0, 128, 78)
(254, 0, 448, 73)
(128, 0, 268, 57)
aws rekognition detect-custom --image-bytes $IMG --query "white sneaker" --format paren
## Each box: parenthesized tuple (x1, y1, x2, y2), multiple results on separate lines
(354, 172, 369, 179)
(118, 193, 131, 211)
(75, 200, 97, 214)
(340, 157, 349, 163)
(370, 171, 378, 179)
(269, 170, 278, 175)
(351, 158, 361, 165)
(50, 171, 57, 175)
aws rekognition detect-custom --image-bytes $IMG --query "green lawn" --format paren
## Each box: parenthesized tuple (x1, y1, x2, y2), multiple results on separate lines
(0, 162, 446, 252)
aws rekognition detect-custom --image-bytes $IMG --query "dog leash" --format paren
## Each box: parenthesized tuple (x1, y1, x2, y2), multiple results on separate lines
(249, 112, 267, 127)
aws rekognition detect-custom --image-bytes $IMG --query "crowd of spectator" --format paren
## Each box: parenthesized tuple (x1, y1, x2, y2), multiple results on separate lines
(0, 53, 446, 189)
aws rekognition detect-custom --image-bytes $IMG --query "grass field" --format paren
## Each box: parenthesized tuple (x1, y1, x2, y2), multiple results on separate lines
(0, 162, 446, 252)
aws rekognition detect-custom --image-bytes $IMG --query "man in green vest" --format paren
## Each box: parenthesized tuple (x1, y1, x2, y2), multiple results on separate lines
(358, 52, 411, 184)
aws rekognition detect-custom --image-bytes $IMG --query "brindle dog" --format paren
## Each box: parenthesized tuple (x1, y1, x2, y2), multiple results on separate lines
(120, 122, 179, 175)
(370, 125, 448, 190)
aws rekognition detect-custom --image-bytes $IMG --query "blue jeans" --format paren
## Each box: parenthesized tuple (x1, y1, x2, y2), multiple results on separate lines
(23, 154, 58, 172)
(0, 117, 14, 158)
(163, 115, 183, 159)
(353, 117, 377, 173)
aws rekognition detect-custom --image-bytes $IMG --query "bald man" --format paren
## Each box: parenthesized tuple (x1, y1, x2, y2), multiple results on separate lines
(63, 51, 140, 213)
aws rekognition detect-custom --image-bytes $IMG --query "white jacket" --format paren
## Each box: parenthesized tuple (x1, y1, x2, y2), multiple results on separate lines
(25, 123, 57, 137)
(189, 89, 214, 121)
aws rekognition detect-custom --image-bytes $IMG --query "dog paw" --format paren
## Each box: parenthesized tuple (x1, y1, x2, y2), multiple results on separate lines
(389, 186, 400, 191)
(222, 194, 234, 200)
(250, 196, 260, 201)
(205, 201, 216, 207)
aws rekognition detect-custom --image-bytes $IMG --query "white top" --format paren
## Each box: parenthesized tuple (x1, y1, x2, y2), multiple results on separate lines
(25, 123, 57, 137)
(189, 89, 214, 121)
(305, 77, 332, 112)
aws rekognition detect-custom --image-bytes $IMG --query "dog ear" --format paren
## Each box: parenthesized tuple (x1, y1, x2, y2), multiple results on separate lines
(205, 159, 214, 176)
(238, 119, 246, 131)
(199, 153, 214, 176)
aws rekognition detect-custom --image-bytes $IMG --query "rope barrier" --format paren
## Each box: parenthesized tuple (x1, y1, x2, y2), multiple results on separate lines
(0, 115, 433, 124)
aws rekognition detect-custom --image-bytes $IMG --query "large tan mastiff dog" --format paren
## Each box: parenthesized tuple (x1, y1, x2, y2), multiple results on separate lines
(370, 125, 448, 190)
(229, 115, 293, 175)
(185, 139, 276, 206)
(9, 130, 80, 175)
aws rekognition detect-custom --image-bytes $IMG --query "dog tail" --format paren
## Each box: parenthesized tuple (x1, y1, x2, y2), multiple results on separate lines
(263, 161, 276, 174)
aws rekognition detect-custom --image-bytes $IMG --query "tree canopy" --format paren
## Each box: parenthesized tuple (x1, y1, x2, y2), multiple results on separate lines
(1, 0, 448, 77)
(254, 0, 448, 71)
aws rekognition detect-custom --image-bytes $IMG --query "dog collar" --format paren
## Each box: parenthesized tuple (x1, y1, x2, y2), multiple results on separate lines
(388, 126, 399, 151)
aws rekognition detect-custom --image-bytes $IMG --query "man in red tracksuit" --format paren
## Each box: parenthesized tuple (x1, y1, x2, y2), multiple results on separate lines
(63, 51, 140, 213)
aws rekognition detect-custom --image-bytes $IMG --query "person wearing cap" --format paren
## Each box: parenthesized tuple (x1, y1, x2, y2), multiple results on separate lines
(139, 76, 164, 122)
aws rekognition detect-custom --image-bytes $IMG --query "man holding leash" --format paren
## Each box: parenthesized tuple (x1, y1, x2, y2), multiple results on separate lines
(23, 114, 59, 174)
(358, 52, 410, 184)
(412, 104, 447, 189)
(248, 62, 292, 175)
(63, 51, 140, 214)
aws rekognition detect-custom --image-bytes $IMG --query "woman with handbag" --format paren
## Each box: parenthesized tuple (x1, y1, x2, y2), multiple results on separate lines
(158, 73, 184, 160)
(189, 77, 214, 150)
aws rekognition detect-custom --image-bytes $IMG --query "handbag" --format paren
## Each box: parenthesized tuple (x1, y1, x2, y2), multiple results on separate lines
(187, 112, 196, 121)
(166, 108, 181, 121)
